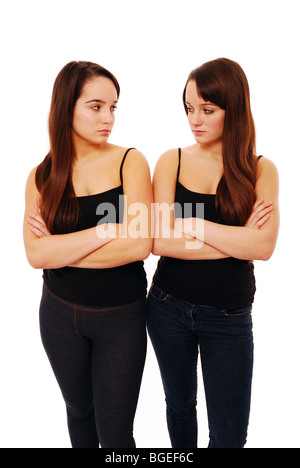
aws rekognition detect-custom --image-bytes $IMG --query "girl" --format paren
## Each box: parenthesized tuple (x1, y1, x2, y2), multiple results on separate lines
(147, 58, 279, 448)
(23, 61, 152, 448)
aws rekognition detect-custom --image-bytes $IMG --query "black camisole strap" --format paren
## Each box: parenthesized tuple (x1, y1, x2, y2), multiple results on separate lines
(120, 148, 136, 185)
(257, 155, 263, 161)
(176, 148, 182, 183)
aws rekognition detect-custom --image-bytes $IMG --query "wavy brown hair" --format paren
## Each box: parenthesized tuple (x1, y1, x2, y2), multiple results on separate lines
(35, 61, 120, 234)
(183, 58, 257, 226)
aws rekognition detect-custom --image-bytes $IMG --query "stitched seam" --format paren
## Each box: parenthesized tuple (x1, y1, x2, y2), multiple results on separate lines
(44, 284, 144, 312)
(74, 304, 81, 337)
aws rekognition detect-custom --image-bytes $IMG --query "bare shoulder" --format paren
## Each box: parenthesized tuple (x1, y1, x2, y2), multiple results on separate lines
(123, 148, 150, 174)
(126, 148, 149, 165)
(257, 156, 279, 184)
(121, 149, 152, 196)
(256, 157, 279, 202)
(154, 148, 179, 177)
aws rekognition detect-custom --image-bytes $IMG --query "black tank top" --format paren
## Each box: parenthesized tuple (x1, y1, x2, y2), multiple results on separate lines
(153, 149, 257, 308)
(43, 148, 147, 307)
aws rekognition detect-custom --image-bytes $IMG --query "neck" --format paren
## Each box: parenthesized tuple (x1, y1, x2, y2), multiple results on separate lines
(73, 134, 110, 163)
(198, 141, 223, 163)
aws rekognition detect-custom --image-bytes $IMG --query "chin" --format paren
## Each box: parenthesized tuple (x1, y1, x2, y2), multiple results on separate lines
(91, 135, 110, 145)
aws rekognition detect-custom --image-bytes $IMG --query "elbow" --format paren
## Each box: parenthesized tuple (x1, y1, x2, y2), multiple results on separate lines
(256, 242, 276, 262)
(137, 238, 153, 261)
(26, 253, 44, 270)
(25, 246, 48, 269)
(249, 230, 278, 262)
(152, 238, 164, 257)
(24, 237, 48, 269)
(258, 248, 274, 262)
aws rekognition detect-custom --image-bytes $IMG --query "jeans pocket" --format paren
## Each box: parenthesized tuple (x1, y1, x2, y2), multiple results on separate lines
(149, 284, 173, 302)
(222, 305, 252, 318)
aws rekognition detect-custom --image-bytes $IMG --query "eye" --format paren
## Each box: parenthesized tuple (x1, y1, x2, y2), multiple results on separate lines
(91, 105, 100, 111)
(111, 106, 117, 112)
(186, 107, 193, 113)
(204, 109, 214, 114)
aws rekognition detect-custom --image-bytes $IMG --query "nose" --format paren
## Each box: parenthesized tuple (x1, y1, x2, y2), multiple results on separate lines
(190, 110, 203, 127)
(102, 107, 114, 125)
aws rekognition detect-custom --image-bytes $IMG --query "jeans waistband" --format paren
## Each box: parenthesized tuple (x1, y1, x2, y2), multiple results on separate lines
(43, 283, 145, 313)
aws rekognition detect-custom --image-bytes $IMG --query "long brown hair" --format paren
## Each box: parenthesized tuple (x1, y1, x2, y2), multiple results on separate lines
(183, 58, 257, 226)
(35, 61, 120, 234)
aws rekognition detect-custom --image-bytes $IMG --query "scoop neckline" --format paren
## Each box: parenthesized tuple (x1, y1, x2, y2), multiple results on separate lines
(177, 181, 216, 197)
(76, 185, 123, 199)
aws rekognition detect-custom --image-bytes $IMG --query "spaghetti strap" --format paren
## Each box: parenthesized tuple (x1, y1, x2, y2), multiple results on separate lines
(257, 155, 263, 161)
(176, 148, 182, 183)
(120, 148, 136, 185)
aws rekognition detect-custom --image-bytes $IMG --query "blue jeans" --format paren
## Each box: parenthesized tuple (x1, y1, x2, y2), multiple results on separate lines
(40, 285, 147, 448)
(147, 284, 254, 449)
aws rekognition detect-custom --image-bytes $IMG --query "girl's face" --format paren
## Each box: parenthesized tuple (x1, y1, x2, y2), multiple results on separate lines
(72, 76, 118, 147)
(185, 80, 226, 147)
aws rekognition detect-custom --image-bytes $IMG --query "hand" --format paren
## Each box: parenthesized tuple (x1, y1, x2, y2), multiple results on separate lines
(245, 199, 273, 229)
(27, 212, 51, 238)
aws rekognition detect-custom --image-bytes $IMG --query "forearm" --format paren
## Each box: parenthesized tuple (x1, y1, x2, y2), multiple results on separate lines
(70, 236, 152, 269)
(184, 218, 276, 261)
(26, 225, 115, 270)
(153, 229, 229, 260)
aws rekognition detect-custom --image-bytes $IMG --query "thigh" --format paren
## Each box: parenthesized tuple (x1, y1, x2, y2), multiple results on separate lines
(147, 286, 199, 407)
(88, 300, 147, 448)
(39, 287, 94, 414)
(196, 306, 254, 448)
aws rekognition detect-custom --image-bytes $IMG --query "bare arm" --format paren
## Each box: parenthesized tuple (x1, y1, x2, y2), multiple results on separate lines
(179, 158, 280, 261)
(152, 150, 229, 260)
(23, 168, 117, 269)
(70, 150, 153, 268)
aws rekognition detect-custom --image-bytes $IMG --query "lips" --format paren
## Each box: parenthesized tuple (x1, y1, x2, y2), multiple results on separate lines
(98, 129, 111, 135)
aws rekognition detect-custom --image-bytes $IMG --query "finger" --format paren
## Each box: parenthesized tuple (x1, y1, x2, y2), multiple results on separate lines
(246, 210, 261, 227)
(253, 205, 273, 223)
(27, 216, 44, 228)
(253, 199, 265, 209)
(27, 217, 50, 236)
(247, 202, 273, 227)
(28, 212, 47, 226)
(252, 201, 273, 218)
(40, 226, 51, 236)
(255, 214, 271, 229)
(257, 201, 273, 212)
(29, 225, 47, 238)
(247, 200, 264, 221)
(27, 213, 51, 235)
(251, 199, 266, 214)
(246, 213, 256, 227)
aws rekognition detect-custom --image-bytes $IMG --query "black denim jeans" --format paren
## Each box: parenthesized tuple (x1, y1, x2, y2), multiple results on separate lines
(40, 285, 147, 448)
(147, 284, 254, 449)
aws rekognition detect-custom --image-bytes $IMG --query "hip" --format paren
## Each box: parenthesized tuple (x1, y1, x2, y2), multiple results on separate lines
(153, 257, 256, 309)
(43, 261, 147, 307)
(147, 284, 253, 339)
(40, 283, 147, 340)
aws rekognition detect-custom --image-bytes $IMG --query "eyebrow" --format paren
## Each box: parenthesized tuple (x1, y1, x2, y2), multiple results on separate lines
(185, 101, 217, 107)
(85, 99, 118, 104)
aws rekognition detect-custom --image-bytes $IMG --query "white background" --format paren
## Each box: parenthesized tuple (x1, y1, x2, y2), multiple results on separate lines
(0, 0, 299, 448)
